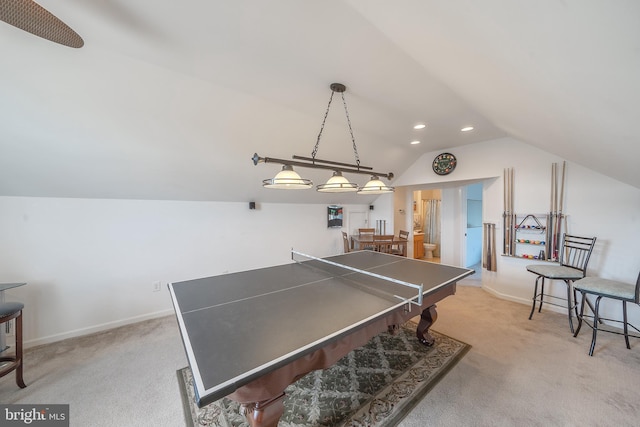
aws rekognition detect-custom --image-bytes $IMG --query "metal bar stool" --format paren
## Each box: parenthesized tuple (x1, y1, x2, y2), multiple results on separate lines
(526, 234, 597, 333)
(0, 302, 27, 388)
(573, 270, 640, 356)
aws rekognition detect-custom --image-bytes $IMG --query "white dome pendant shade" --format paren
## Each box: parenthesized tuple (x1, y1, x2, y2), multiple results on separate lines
(357, 176, 394, 194)
(262, 165, 312, 189)
(316, 171, 358, 192)
(254, 83, 394, 194)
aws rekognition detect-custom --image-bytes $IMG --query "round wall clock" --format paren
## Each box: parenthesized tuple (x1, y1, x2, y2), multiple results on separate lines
(432, 153, 457, 175)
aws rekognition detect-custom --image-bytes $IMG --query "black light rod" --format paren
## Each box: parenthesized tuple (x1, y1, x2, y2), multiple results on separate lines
(291, 155, 373, 171)
(252, 153, 394, 180)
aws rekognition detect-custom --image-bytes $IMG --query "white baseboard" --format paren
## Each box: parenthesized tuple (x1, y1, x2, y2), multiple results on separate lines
(481, 284, 568, 315)
(24, 309, 175, 349)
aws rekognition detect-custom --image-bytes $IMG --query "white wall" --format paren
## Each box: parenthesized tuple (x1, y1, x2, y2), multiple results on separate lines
(395, 137, 640, 326)
(0, 198, 369, 347)
(2, 136, 638, 347)
(368, 193, 394, 235)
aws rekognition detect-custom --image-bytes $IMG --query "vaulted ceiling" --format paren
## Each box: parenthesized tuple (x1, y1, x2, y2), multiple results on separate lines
(1, 0, 638, 204)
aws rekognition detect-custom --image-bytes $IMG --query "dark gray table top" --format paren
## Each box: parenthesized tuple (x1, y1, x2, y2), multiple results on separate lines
(169, 250, 473, 406)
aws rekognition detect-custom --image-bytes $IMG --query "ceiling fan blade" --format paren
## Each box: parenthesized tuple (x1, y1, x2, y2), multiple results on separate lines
(0, 0, 84, 48)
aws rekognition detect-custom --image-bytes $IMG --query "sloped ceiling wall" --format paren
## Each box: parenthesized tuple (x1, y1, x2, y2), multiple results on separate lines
(1, 0, 637, 204)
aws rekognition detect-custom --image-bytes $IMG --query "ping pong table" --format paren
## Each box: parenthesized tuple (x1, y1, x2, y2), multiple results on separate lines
(169, 250, 473, 427)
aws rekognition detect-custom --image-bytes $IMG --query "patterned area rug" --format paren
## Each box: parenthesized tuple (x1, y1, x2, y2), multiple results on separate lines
(177, 323, 470, 427)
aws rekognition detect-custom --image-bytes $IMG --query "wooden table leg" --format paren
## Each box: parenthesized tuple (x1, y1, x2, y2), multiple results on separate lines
(416, 304, 438, 346)
(241, 393, 286, 427)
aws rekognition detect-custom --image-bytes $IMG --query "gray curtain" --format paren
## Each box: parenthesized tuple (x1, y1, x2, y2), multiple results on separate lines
(422, 199, 441, 256)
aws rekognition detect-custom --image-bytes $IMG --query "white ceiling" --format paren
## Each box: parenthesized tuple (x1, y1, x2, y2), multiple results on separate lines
(1, 0, 638, 204)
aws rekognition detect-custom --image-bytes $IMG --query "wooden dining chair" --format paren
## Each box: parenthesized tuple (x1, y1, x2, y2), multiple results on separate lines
(391, 230, 410, 256)
(358, 228, 375, 250)
(341, 231, 350, 254)
(373, 235, 394, 254)
(358, 228, 375, 236)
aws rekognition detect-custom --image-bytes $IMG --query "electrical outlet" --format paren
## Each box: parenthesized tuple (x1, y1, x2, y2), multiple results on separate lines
(153, 281, 162, 292)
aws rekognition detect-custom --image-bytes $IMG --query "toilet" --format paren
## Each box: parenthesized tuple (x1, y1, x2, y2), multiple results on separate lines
(423, 243, 437, 259)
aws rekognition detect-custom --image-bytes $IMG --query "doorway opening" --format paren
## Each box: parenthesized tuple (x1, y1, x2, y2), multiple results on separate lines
(465, 182, 483, 274)
(413, 189, 441, 263)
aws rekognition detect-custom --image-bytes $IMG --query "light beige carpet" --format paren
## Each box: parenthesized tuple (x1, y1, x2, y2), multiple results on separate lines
(399, 286, 640, 426)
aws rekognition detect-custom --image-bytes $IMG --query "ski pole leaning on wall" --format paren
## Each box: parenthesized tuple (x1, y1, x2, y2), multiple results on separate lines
(546, 161, 566, 262)
(503, 167, 515, 256)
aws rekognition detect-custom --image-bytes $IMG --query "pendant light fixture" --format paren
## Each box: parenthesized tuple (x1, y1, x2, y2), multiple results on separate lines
(317, 171, 358, 192)
(262, 165, 312, 189)
(357, 176, 394, 194)
(253, 83, 394, 194)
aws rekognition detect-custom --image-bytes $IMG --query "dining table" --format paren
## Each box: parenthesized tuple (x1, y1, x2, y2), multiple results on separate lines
(350, 235, 408, 257)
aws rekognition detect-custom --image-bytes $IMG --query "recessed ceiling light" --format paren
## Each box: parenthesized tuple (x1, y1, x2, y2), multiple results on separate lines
(413, 123, 426, 130)
(461, 126, 474, 132)
(410, 140, 421, 145)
